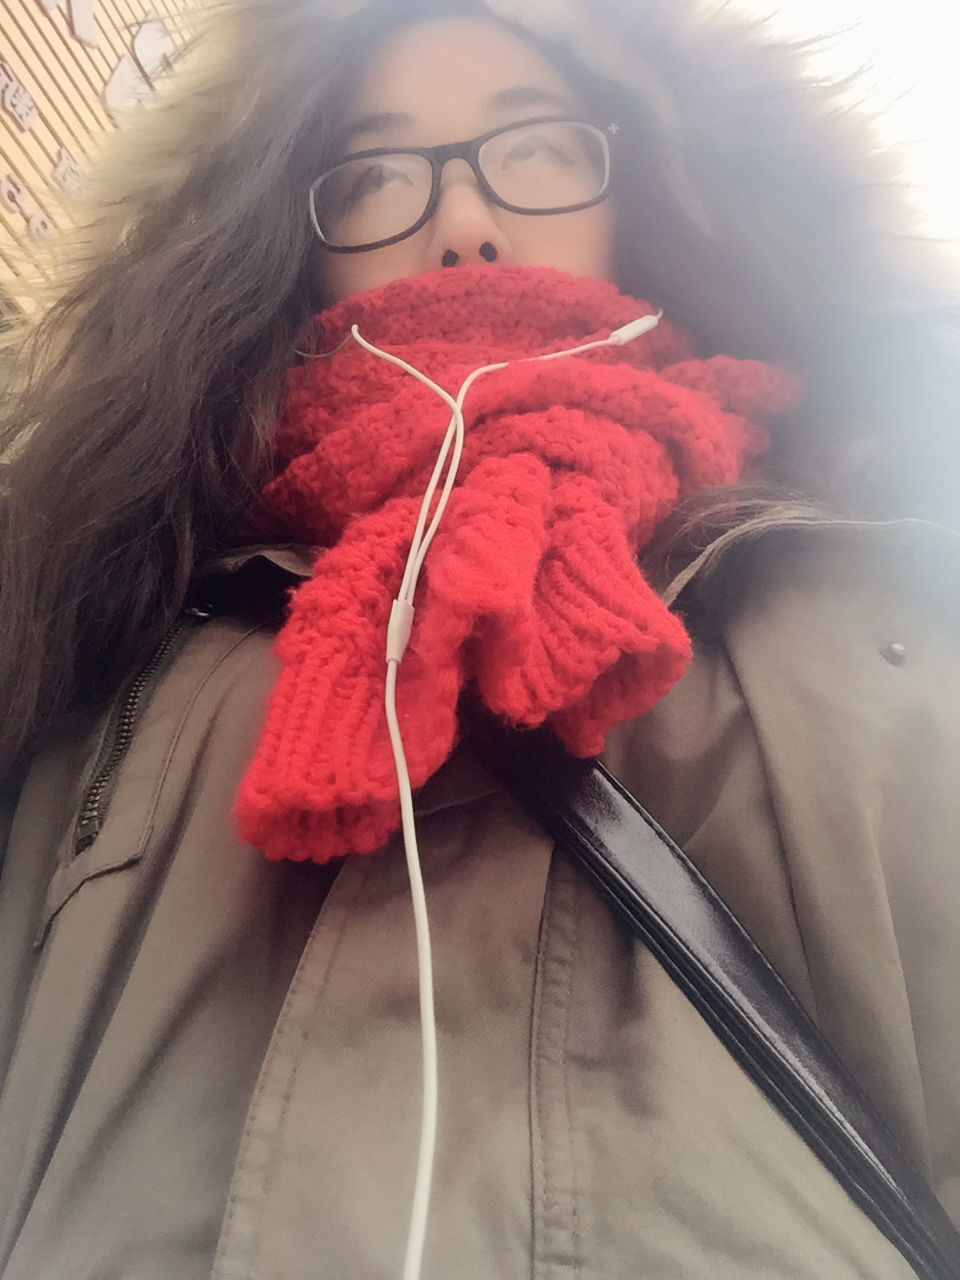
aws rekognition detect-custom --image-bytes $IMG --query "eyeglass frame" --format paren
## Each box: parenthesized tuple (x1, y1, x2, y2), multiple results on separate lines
(308, 115, 616, 254)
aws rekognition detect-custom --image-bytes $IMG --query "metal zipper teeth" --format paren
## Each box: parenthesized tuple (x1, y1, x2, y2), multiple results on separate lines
(73, 613, 196, 853)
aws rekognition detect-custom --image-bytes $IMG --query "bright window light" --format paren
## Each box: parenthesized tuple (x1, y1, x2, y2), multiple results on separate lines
(730, 1, 960, 245)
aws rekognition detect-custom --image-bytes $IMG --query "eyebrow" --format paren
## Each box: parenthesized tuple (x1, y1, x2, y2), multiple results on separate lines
(339, 84, 578, 149)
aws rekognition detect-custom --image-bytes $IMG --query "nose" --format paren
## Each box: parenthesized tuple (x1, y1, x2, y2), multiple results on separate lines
(424, 159, 513, 270)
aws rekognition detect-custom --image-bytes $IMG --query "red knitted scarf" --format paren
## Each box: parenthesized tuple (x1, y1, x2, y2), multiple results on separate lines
(235, 265, 798, 864)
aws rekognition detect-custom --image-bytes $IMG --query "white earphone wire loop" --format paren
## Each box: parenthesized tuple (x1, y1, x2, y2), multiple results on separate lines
(408, 359, 506, 589)
(349, 325, 467, 608)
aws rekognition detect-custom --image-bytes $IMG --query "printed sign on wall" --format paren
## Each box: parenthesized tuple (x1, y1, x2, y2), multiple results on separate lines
(0, 60, 38, 131)
(34, 0, 98, 49)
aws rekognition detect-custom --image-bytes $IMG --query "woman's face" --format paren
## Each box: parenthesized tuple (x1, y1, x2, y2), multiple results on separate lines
(315, 16, 616, 304)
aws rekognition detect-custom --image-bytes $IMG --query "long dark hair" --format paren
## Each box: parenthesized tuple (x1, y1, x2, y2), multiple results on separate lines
(1, 0, 958, 775)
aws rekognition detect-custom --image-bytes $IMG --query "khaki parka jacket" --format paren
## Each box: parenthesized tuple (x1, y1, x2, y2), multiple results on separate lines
(1, 518, 959, 1280)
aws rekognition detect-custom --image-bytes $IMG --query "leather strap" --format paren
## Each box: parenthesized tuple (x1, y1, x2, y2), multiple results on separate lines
(466, 708, 960, 1280)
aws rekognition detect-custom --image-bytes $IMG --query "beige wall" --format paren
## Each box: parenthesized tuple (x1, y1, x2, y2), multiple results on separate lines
(0, 0, 198, 317)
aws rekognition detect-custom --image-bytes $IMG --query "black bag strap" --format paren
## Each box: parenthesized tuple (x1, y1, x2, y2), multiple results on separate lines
(465, 708, 960, 1280)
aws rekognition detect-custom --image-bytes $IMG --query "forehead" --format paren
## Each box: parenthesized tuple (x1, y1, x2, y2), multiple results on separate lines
(341, 16, 581, 146)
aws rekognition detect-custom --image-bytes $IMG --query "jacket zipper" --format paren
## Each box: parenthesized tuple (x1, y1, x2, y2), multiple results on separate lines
(73, 606, 213, 855)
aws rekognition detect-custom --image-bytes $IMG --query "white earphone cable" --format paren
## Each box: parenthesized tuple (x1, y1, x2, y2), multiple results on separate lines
(343, 306, 662, 1280)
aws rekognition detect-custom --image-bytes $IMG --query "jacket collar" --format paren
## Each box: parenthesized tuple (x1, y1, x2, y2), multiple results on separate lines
(199, 517, 960, 827)
(199, 544, 316, 581)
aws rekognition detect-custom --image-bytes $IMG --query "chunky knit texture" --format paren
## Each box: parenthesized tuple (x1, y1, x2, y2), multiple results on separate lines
(235, 265, 799, 863)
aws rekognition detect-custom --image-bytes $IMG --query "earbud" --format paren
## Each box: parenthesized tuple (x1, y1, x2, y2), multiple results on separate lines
(608, 310, 663, 345)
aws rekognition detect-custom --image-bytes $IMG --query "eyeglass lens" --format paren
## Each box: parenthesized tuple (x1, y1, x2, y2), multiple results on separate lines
(312, 120, 609, 250)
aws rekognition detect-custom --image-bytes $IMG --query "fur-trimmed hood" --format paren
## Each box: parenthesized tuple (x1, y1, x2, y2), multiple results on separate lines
(134, 0, 959, 518)
(16, 0, 960, 520)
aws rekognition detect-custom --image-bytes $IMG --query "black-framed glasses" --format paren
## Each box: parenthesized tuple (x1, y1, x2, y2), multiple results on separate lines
(308, 116, 614, 254)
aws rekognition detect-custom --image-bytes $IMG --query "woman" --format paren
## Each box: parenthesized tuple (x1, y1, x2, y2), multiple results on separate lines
(0, 0, 958, 1277)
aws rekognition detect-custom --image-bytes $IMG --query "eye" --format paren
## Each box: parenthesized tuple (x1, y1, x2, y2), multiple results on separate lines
(504, 136, 540, 162)
(345, 157, 418, 203)
(500, 127, 576, 169)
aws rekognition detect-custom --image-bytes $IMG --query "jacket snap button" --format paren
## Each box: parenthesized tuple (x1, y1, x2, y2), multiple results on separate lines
(880, 641, 907, 667)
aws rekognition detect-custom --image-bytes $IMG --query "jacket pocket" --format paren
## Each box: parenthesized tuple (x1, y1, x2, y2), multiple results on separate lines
(34, 821, 150, 949)
(33, 719, 169, 949)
